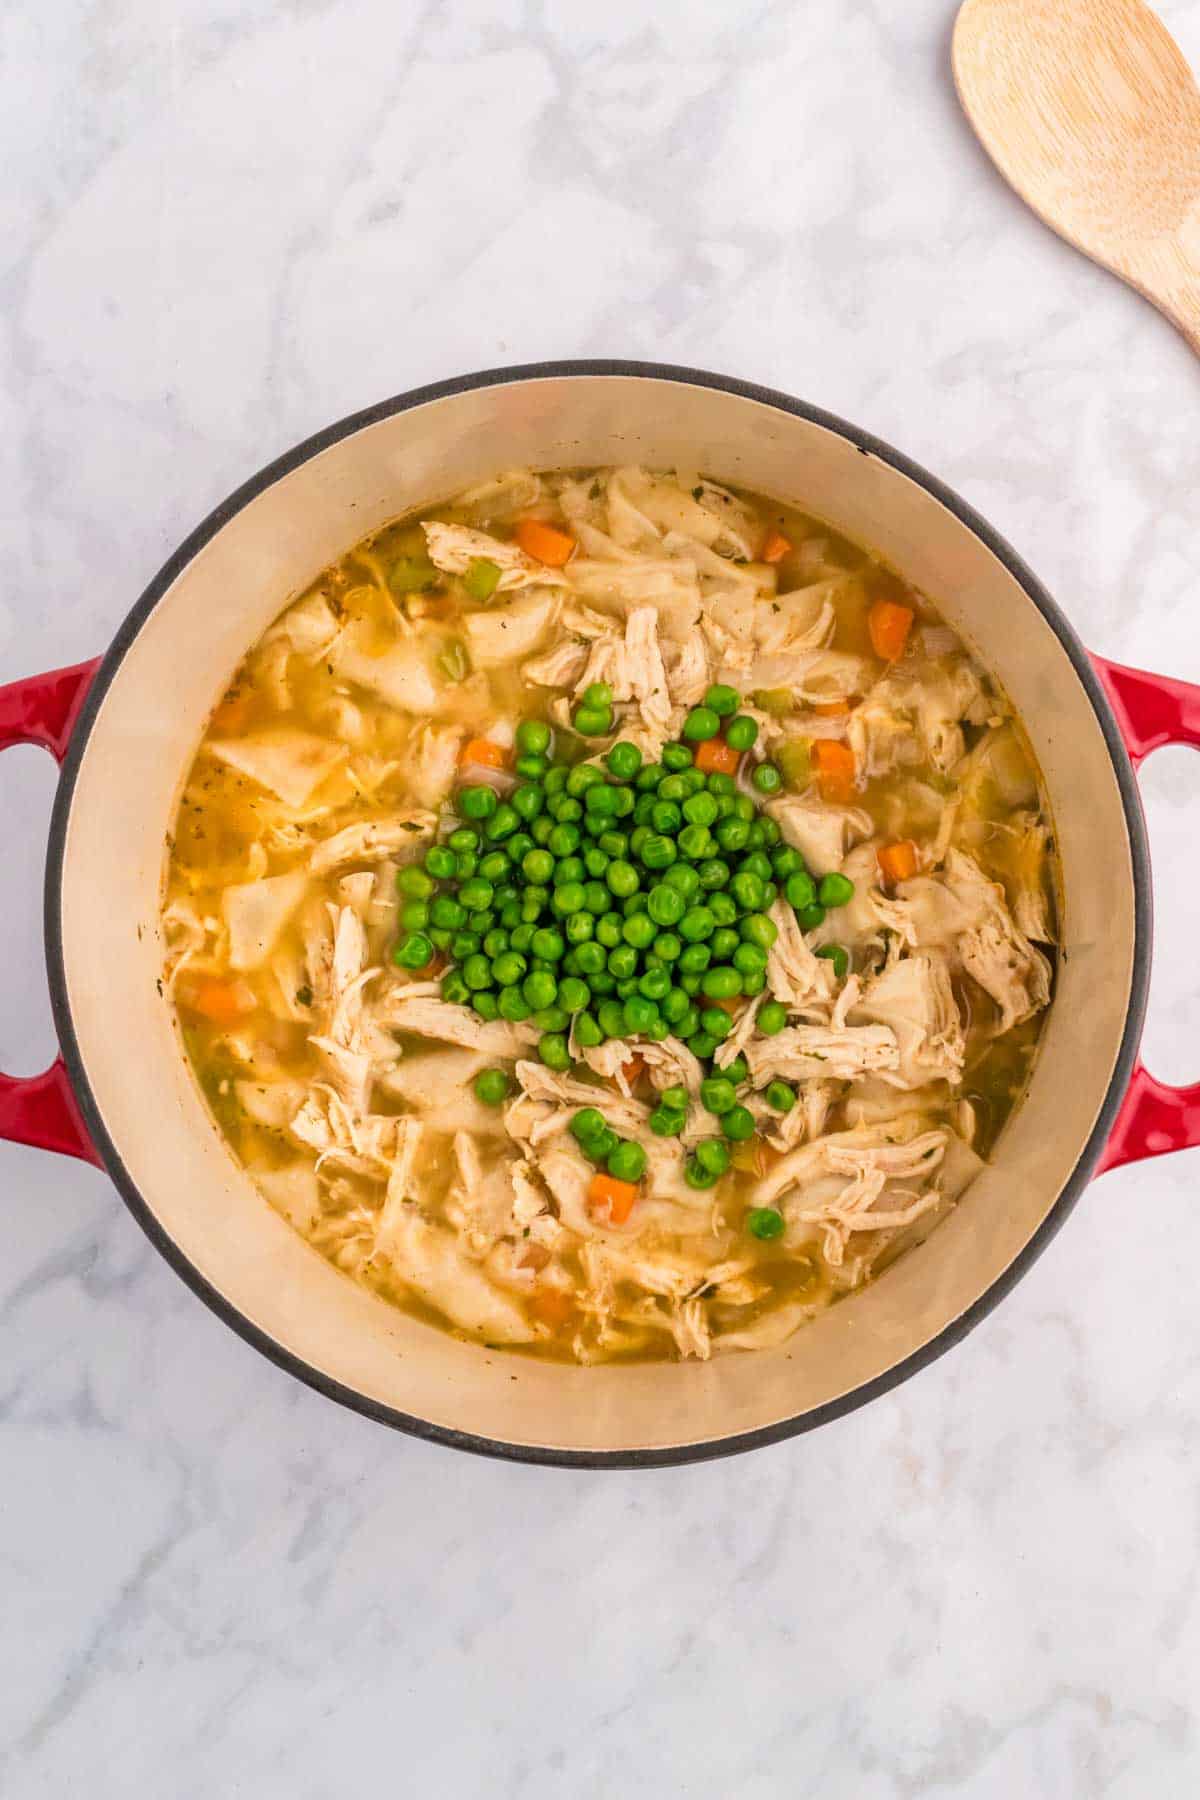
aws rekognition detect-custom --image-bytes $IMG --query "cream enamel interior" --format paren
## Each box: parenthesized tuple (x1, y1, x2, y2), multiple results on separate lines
(56, 376, 1136, 1456)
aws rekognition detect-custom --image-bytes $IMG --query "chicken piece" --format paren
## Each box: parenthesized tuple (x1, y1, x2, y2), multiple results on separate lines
(714, 1300, 820, 1353)
(377, 1046, 509, 1138)
(638, 1036, 706, 1098)
(375, 989, 538, 1057)
(745, 1022, 900, 1085)
(209, 729, 348, 810)
(663, 631, 710, 707)
(336, 627, 445, 714)
(253, 1162, 324, 1234)
(763, 899, 837, 1013)
(235, 1078, 310, 1128)
(407, 724, 463, 808)
(849, 949, 965, 1089)
(374, 1205, 539, 1345)
(506, 1060, 649, 1141)
(421, 520, 569, 591)
(222, 872, 308, 972)
(336, 871, 376, 916)
(464, 591, 560, 668)
(897, 850, 1051, 1033)
(752, 581, 838, 658)
(263, 592, 342, 660)
(573, 605, 674, 751)
(524, 639, 592, 689)
(765, 795, 873, 876)
(308, 812, 435, 876)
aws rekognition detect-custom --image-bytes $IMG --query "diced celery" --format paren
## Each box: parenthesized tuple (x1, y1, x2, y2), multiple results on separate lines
(463, 557, 502, 601)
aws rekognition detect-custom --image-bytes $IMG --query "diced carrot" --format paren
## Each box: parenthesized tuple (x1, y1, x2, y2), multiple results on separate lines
(514, 518, 576, 567)
(530, 1288, 573, 1329)
(877, 839, 919, 885)
(761, 529, 793, 564)
(811, 737, 857, 803)
(517, 1244, 552, 1273)
(813, 697, 851, 717)
(868, 598, 914, 662)
(694, 736, 741, 775)
(587, 1171, 639, 1225)
(711, 996, 741, 1016)
(179, 977, 257, 1027)
(459, 737, 507, 770)
(620, 1053, 647, 1088)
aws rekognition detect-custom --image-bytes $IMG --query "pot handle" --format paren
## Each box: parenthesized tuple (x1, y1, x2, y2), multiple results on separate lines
(0, 660, 104, 1166)
(1091, 655, 1200, 1174)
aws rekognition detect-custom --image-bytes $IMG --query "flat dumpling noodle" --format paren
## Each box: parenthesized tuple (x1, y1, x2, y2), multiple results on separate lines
(162, 466, 1057, 1362)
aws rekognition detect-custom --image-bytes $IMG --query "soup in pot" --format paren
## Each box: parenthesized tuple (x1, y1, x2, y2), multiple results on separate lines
(162, 466, 1057, 1362)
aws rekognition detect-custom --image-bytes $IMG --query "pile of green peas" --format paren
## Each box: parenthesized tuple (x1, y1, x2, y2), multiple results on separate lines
(391, 685, 855, 1188)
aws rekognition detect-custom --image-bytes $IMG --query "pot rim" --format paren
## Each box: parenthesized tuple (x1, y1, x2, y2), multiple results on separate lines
(42, 359, 1154, 1469)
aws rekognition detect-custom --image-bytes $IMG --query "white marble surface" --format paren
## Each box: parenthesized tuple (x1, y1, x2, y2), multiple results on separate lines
(3, 1, 1200, 1792)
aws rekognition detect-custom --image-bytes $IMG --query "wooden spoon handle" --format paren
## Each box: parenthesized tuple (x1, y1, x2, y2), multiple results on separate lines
(1126, 218, 1200, 354)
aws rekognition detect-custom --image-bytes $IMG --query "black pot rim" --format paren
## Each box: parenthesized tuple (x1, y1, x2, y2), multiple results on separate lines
(42, 359, 1153, 1470)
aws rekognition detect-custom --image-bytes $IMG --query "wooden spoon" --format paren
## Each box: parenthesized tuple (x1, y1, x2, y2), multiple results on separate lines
(953, 0, 1200, 352)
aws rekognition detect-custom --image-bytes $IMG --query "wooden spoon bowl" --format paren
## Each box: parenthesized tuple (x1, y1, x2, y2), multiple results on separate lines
(953, 0, 1200, 351)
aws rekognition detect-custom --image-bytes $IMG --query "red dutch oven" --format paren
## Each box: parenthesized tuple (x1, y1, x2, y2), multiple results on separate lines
(1, 364, 1197, 1467)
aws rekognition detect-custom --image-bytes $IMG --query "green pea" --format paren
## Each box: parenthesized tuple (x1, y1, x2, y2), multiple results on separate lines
(682, 705, 721, 742)
(680, 768, 707, 795)
(655, 932, 682, 963)
(516, 754, 549, 785)
(818, 872, 856, 909)
(606, 741, 642, 781)
(741, 851, 773, 881)
(607, 1139, 647, 1182)
(566, 912, 596, 945)
(678, 942, 711, 973)
(566, 768, 603, 802)
(399, 898, 430, 932)
(422, 846, 455, 880)
(589, 1124, 622, 1164)
(497, 986, 532, 1021)
(680, 972, 702, 996)
(702, 965, 742, 1000)
(552, 795, 583, 822)
(598, 999, 627, 1038)
(552, 881, 586, 916)
(700, 1075, 736, 1115)
(684, 1159, 719, 1190)
(707, 772, 736, 796)
(640, 833, 678, 871)
(746, 1207, 785, 1241)
(724, 1054, 749, 1084)
(533, 1005, 569, 1032)
(701, 1007, 732, 1042)
(447, 826, 480, 854)
(784, 870, 817, 911)
(730, 870, 766, 911)
(491, 951, 526, 987)
(596, 915, 623, 948)
(474, 1069, 511, 1106)
(739, 912, 778, 951)
(598, 830, 628, 859)
(688, 1030, 718, 1060)
(512, 783, 544, 822)
(650, 799, 682, 834)
(678, 1004, 702, 1040)
(559, 976, 590, 1013)
(544, 765, 568, 795)
(392, 932, 432, 970)
(697, 858, 730, 891)
(576, 1010, 604, 1047)
(682, 791, 718, 829)
(661, 987, 690, 1023)
(658, 774, 688, 804)
(679, 906, 715, 943)
(622, 913, 657, 950)
(722, 1104, 756, 1141)
(570, 1107, 607, 1146)
(397, 865, 435, 900)
(473, 991, 501, 1020)
(461, 878, 496, 914)
(606, 859, 639, 898)
(765, 1079, 797, 1113)
(509, 922, 536, 953)
(646, 884, 684, 927)
(732, 942, 767, 977)
(484, 803, 520, 841)
(724, 715, 759, 752)
(482, 929, 508, 960)
(441, 970, 470, 1005)
(556, 856, 585, 885)
(458, 784, 498, 822)
(499, 901, 522, 929)
(649, 1106, 686, 1137)
(522, 970, 557, 1010)
(716, 817, 751, 854)
(751, 761, 782, 794)
(516, 718, 551, 756)
(539, 1032, 571, 1071)
(704, 683, 739, 717)
(608, 944, 638, 980)
(817, 943, 850, 980)
(796, 902, 826, 931)
(585, 784, 620, 819)
(582, 681, 613, 710)
(638, 966, 671, 1001)
(450, 931, 481, 960)
(573, 704, 613, 737)
(460, 952, 491, 991)
(527, 927, 561, 962)
(759, 818, 782, 847)
(476, 849, 508, 883)
(590, 969, 615, 997)
(661, 743, 693, 771)
(708, 892, 738, 926)
(677, 823, 713, 860)
(547, 822, 580, 858)
(622, 995, 657, 1034)
(770, 845, 803, 878)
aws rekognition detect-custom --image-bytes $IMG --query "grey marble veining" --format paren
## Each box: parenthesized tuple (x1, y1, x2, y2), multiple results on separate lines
(3, 2, 1199, 1794)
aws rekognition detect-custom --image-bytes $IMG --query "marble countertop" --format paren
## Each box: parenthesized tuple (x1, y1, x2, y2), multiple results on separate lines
(4, 2, 1200, 1793)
